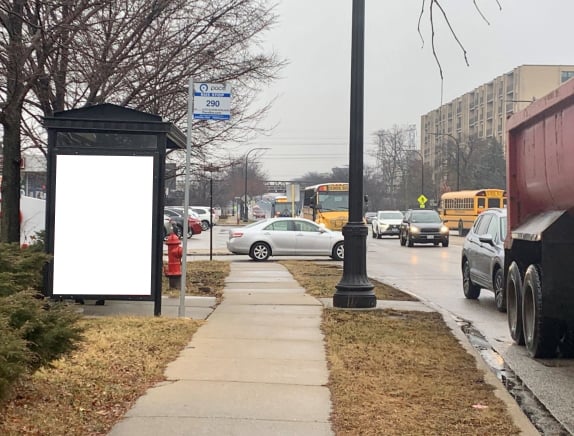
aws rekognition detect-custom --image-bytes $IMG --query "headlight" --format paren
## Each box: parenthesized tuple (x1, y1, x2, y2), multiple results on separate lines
(410, 226, 420, 234)
(440, 225, 449, 234)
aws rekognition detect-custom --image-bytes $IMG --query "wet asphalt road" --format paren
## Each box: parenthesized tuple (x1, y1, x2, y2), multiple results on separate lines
(191, 224, 574, 435)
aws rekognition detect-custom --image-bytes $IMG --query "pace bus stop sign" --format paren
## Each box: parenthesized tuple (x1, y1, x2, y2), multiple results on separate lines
(193, 83, 231, 120)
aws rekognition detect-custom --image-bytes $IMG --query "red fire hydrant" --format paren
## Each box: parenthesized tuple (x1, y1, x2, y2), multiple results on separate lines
(164, 233, 182, 289)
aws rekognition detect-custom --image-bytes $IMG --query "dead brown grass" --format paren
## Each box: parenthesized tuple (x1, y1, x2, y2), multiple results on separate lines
(323, 310, 519, 435)
(163, 260, 230, 301)
(280, 260, 416, 301)
(0, 316, 201, 436)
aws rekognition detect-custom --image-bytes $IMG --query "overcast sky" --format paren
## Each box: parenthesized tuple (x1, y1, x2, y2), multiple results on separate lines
(244, 0, 574, 181)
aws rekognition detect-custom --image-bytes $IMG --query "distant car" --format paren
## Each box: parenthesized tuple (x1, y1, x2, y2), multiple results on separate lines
(399, 209, 449, 247)
(164, 207, 202, 238)
(364, 211, 377, 224)
(227, 217, 344, 261)
(252, 205, 266, 219)
(170, 206, 218, 231)
(371, 210, 403, 238)
(461, 208, 507, 312)
(163, 214, 177, 240)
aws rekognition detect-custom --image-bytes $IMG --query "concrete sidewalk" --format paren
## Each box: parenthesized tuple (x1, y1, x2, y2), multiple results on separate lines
(108, 261, 333, 435)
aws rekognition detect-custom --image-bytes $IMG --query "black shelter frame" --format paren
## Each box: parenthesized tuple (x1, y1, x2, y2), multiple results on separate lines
(43, 104, 185, 316)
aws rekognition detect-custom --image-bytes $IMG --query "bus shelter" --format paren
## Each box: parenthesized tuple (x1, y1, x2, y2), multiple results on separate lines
(43, 103, 185, 315)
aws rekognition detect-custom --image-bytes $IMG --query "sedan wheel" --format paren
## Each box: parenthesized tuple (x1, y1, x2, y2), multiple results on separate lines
(249, 242, 270, 261)
(201, 220, 210, 231)
(462, 260, 481, 299)
(493, 268, 506, 312)
(332, 241, 344, 261)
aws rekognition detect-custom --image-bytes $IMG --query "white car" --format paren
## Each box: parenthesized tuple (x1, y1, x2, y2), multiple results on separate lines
(372, 210, 404, 239)
(190, 206, 219, 227)
(227, 217, 344, 261)
(170, 206, 219, 230)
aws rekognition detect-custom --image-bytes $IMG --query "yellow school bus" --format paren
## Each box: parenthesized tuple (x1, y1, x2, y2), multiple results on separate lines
(302, 182, 348, 231)
(439, 188, 506, 234)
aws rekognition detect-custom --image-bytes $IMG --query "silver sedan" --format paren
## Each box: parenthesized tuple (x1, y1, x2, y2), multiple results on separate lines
(227, 217, 344, 261)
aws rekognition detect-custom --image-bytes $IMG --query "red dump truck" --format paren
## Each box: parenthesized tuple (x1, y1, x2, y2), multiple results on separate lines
(505, 78, 574, 358)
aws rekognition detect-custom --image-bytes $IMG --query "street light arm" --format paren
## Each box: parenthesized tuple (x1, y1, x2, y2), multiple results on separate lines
(428, 131, 460, 191)
(243, 147, 270, 221)
(406, 149, 424, 197)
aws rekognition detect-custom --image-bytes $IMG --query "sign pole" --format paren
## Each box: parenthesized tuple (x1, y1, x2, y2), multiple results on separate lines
(180, 78, 193, 317)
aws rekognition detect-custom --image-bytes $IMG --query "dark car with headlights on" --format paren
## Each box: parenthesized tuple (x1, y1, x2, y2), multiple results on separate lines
(399, 209, 449, 247)
(461, 208, 507, 312)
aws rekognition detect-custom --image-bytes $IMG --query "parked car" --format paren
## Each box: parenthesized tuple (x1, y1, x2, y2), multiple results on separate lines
(399, 209, 449, 247)
(364, 211, 377, 224)
(191, 206, 219, 229)
(164, 207, 202, 238)
(163, 214, 178, 240)
(461, 208, 507, 312)
(371, 210, 403, 239)
(170, 206, 218, 231)
(227, 217, 344, 261)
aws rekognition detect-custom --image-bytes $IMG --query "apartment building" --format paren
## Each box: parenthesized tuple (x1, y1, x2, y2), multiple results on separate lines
(420, 64, 574, 187)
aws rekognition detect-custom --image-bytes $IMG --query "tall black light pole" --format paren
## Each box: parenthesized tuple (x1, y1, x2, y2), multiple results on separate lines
(407, 149, 424, 198)
(429, 132, 460, 191)
(244, 147, 269, 222)
(203, 165, 219, 260)
(333, 0, 376, 309)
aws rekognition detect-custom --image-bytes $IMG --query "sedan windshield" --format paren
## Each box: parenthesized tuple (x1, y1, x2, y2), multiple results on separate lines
(411, 212, 441, 223)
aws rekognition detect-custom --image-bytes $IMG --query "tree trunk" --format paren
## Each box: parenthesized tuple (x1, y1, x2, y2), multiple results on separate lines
(1, 108, 23, 243)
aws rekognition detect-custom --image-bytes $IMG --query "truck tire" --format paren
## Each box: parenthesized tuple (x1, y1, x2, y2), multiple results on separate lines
(506, 262, 525, 345)
(462, 260, 481, 299)
(522, 264, 559, 358)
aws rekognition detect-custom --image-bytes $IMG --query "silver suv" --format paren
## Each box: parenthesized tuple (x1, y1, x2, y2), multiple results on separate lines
(461, 208, 507, 312)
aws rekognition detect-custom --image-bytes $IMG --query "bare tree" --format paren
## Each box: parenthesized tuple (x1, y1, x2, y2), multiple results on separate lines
(372, 125, 417, 209)
(0, 0, 103, 242)
(0, 0, 285, 243)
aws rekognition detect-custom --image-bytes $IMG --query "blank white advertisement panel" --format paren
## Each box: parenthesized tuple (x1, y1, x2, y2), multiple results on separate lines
(53, 155, 154, 296)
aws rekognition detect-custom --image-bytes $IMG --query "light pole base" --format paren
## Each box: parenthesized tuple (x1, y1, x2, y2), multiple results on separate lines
(333, 222, 376, 308)
(333, 288, 376, 308)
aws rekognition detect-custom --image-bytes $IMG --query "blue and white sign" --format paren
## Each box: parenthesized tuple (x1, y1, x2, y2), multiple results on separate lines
(193, 83, 231, 120)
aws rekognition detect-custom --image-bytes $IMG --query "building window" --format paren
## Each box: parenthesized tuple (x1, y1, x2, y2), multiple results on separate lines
(561, 71, 574, 83)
